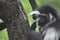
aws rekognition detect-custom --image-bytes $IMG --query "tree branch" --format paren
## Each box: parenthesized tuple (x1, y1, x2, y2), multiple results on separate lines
(5, 0, 30, 40)
(29, 0, 38, 10)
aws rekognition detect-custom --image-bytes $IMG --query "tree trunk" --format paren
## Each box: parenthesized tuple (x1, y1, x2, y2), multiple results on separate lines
(5, 0, 30, 40)
(29, 0, 38, 10)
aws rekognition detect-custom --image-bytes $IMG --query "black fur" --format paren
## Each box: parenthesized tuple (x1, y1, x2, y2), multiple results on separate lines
(38, 5, 57, 18)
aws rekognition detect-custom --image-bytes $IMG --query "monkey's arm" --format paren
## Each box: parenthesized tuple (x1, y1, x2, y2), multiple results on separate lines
(30, 22, 36, 31)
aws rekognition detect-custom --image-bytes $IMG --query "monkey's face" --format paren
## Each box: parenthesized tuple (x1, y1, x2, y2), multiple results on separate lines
(38, 14, 49, 26)
(30, 11, 53, 27)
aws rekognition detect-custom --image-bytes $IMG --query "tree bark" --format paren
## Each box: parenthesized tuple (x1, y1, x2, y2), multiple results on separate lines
(5, 0, 30, 40)
(29, 0, 38, 10)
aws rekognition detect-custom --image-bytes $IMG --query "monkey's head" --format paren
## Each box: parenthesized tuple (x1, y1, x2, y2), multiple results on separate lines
(30, 5, 57, 27)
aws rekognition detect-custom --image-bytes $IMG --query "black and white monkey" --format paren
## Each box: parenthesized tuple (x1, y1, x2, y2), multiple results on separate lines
(30, 5, 60, 40)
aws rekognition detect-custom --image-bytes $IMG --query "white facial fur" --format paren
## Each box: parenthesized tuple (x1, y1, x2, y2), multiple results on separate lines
(49, 13, 53, 21)
(29, 10, 40, 15)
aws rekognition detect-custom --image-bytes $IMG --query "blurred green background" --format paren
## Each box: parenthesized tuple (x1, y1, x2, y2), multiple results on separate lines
(0, 0, 60, 40)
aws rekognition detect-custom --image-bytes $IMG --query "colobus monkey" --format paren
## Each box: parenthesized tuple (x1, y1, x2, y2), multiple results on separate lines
(30, 5, 57, 31)
(0, 1, 7, 31)
(30, 5, 60, 40)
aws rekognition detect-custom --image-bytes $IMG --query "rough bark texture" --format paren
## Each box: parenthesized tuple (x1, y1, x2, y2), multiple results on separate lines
(0, 0, 7, 31)
(29, 0, 38, 10)
(5, 0, 30, 40)
(0, 0, 6, 2)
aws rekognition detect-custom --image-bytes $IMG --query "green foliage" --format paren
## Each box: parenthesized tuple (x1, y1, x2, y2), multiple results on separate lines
(0, 29, 8, 40)
(21, 0, 34, 26)
(0, 19, 4, 23)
